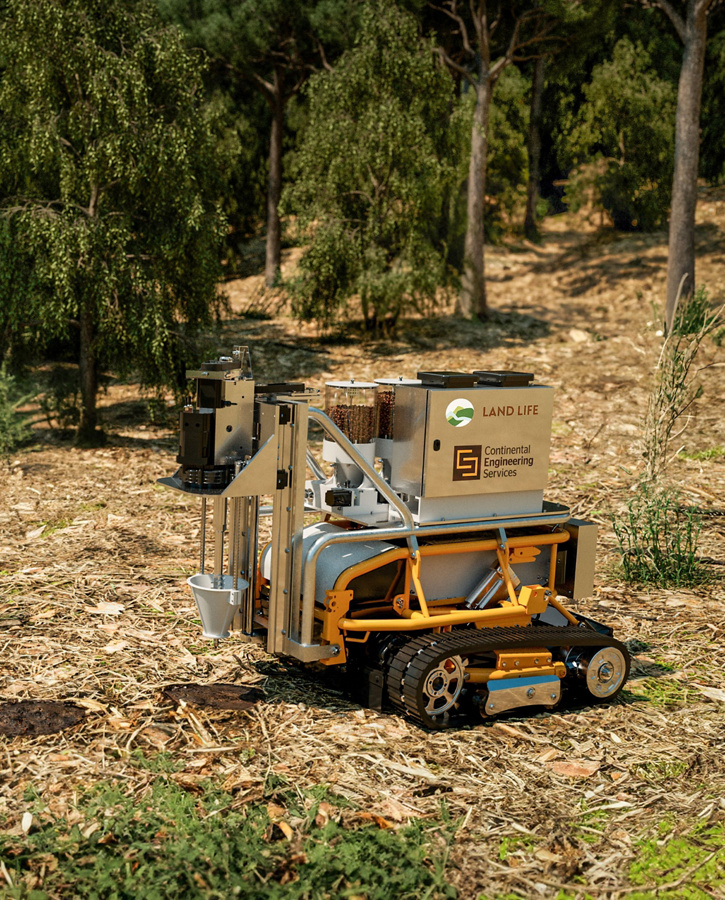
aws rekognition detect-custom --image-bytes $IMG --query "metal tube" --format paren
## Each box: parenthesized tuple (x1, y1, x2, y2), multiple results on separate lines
(299, 406, 418, 645)
(200, 496, 207, 575)
(306, 407, 415, 532)
(230, 497, 243, 591)
(304, 515, 571, 631)
(213, 497, 226, 589)
(306, 448, 325, 481)
(337, 605, 530, 632)
(547, 593, 580, 626)
(548, 545, 558, 592)
(242, 496, 259, 634)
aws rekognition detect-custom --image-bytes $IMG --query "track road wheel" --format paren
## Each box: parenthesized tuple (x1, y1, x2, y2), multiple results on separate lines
(402, 645, 469, 729)
(386, 636, 432, 712)
(576, 645, 630, 702)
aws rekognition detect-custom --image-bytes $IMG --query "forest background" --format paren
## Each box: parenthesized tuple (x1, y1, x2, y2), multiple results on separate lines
(0, 0, 723, 438)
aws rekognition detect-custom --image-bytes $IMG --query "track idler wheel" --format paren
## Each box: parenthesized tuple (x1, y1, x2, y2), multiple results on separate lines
(568, 644, 630, 702)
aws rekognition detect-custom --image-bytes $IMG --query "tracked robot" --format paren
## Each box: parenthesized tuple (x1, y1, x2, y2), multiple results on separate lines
(159, 347, 630, 729)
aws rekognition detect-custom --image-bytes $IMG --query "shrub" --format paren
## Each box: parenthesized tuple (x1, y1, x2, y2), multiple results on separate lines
(283, 2, 454, 330)
(560, 38, 676, 231)
(0, 364, 32, 455)
(612, 483, 702, 587)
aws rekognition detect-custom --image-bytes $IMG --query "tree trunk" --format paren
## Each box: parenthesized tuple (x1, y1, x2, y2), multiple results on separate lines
(265, 69, 284, 288)
(665, 2, 708, 331)
(524, 56, 546, 241)
(78, 298, 98, 443)
(459, 73, 491, 319)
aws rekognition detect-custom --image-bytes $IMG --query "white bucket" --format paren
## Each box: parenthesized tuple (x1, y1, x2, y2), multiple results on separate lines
(187, 573, 248, 640)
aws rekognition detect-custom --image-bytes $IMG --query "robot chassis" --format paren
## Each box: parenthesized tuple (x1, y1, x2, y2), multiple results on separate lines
(160, 348, 630, 729)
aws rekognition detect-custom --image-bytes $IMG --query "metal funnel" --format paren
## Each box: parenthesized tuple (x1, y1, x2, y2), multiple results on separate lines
(187, 574, 248, 640)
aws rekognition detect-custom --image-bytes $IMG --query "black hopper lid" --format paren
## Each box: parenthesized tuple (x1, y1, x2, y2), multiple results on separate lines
(474, 371, 535, 387)
(417, 371, 479, 388)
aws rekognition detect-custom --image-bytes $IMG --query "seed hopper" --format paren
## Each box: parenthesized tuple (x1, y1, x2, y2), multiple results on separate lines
(159, 347, 629, 728)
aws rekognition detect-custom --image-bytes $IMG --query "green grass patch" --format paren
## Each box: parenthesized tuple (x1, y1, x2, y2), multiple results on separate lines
(622, 677, 694, 709)
(497, 834, 536, 861)
(574, 806, 611, 845)
(677, 445, 725, 462)
(632, 759, 689, 784)
(0, 777, 457, 900)
(628, 821, 725, 898)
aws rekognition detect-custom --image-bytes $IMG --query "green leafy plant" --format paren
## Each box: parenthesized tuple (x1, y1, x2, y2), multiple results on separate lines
(0, 0, 228, 442)
(670, 282, 723, 336)
(560, 38, 676, 231)
(643, 287, 723, 482)
(612, 482, 702, 586)
(0, 364, 32, 455)
(612, 288, 722, 586)
(37, 366, 81, 431)
(0, 778, 458, 899)
(283, 1, 455, 331)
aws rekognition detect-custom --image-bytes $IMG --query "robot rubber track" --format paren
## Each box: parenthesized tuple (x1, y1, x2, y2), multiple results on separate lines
(386, 625, 631, 729)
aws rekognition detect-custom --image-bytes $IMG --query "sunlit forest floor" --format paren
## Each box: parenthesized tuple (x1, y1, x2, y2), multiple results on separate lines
(1, 189, 724, 898)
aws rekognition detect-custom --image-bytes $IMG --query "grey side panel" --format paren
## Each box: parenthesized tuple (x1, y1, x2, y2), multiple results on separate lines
(261, 522, 398, 605)
(561, 518, 598, 599)
(390, 386, 428, 496)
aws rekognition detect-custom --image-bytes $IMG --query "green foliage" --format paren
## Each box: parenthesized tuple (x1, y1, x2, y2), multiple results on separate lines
(628, 821, 725, 897)
(0, 364, 32, 455)
(0, 778, 457, 899)
(155, 0, 360, 269)
(643, 287, 723, 482)
(560, 38, 675, 231)
(612, 483, 702, 587)
(283, 2, 455, 330)
(632, 759, 689, 783)
(0, 0, 228, 425)
(678, 445, 725, 462)
(701, 27, 725, 185)
(486, 67, 530, 238)
(447, 66, 529, 251)
(37, 367, 81, 430)
(670, 284, 723, 337)
(624, 675, 696, 709)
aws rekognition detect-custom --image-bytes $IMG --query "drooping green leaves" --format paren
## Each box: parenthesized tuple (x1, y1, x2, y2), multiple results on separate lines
(283, 2, 455, 329)
(558, 37, 676, 231)
(0, 0, 228, 413)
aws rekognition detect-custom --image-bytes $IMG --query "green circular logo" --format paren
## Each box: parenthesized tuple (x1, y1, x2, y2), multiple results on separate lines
(446, 399, 474, 427)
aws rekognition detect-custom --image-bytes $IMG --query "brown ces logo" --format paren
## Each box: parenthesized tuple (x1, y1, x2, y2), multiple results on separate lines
(452, 445, 482, 481)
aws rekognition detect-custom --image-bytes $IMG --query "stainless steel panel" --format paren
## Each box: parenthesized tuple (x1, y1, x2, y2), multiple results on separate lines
(562, 518, 598, 599)
(416, 491, 544, 524)
(423, 386, 554, 498)
(222, 436, 278, 497)
(484, 674, 561, 714)
(390, 385, 428, 496)
(214, 379, 254, 464)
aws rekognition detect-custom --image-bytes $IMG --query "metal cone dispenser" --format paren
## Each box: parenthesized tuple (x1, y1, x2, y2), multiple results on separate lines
(187, 573, 248, 639)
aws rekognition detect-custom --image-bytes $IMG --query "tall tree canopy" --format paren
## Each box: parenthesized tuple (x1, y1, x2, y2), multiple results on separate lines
(559, 38, 676, 231)
(0, 0, 226, 442)
(426, 0, 559, 319)
(283, 1, 455, 330)
(643, 0, 718, 330)
(157, 0, 360, 288)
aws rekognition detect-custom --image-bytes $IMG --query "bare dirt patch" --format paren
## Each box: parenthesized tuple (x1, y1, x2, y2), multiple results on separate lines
(1, 191, 724, 898)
